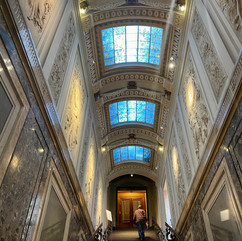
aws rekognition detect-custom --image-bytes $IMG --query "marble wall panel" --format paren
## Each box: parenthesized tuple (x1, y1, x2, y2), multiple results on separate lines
(0, 8, 92, 240)
(0, 110, 48, 240)
(0, 82, 12, 133)
(181, 100, 242, 240)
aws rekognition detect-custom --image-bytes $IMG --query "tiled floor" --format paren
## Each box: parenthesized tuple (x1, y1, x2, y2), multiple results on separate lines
(108, 229, 159, 241)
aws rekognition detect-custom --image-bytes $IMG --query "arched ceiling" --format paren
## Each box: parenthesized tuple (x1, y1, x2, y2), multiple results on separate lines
(81, 0, 185, 182)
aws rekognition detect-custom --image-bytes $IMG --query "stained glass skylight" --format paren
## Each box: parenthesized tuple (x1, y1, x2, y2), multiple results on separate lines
(102, 25, 163, 66)
(113, 146, 151, 164)
(109, 100, 155, 126)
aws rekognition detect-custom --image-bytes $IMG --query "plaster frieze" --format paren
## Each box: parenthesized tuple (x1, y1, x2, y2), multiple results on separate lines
(107, 163, 158, 183)
(93, 72, 173, 93)
(174, 106, 192, 186)
(192, 9, 227, 102)
(48, 13, 76, 104)
(181, 50, 212, 161)
(215, 0, 242, 40)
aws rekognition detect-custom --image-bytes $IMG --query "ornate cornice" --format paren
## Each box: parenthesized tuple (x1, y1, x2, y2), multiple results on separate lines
(100, 88, 165, 103)
(93, 72, 173, 93)
(92, 6, 183, 27)
(102, 127, 163, 146)
(107, 163, 158, 183)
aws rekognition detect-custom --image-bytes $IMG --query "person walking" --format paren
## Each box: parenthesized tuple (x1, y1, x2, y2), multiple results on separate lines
(133, 204, 146, 240)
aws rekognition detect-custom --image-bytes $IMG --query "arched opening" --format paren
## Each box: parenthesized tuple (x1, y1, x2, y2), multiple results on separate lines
(107, 174, 157, 230)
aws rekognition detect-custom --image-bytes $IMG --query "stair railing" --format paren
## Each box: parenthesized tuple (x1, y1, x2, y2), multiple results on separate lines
(151, 219, 183, 241)
(92, 222, 112, 241)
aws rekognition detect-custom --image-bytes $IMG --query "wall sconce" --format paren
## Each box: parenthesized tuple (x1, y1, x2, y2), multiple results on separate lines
(159, 145, 164, 152)
(101, 145, 106, 152)
(169, 56, 175, 69)
(80, 1, 88, 14)
(179, 5, 186, 11)
(176, 0, 186, 12)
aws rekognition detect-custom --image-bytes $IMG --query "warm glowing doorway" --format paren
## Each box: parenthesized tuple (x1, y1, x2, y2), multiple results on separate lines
(117, 190, 147, 229)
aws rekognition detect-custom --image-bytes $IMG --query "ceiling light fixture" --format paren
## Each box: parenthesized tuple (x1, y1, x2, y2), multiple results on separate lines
(80, 1, 88, 14)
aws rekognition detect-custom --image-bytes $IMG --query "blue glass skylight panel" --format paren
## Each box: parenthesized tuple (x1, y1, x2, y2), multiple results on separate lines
(146, 102, 155, 124)
(109, 103, 118, 125)
(144, 149, 151, 162)
(137, 101, 146, 122)
(109, 100, 155, 126)
(118, 101, 127, 122)
(128, 100, 136, 121)
(128, 146, 136, 159)
(136, 146, 143, 160)
(113, 148, 121, 163)
(121, 146, 128, 161)
(113, 146, 151, 163)
(101, 25, 163, 66)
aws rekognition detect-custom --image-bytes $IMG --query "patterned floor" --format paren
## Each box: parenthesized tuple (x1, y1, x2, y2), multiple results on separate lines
(108, 229, 159, 241)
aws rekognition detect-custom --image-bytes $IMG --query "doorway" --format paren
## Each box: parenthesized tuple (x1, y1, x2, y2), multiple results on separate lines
(117, 190, 147, 229)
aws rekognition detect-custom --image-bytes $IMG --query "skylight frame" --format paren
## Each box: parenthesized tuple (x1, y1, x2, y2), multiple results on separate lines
(101, 25, 163, 67)
(112, 145, 152, 165)
(108, 100, 156, 127)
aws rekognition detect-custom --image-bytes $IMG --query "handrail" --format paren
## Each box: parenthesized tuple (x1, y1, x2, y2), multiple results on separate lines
(151, 219, 183, 241)
(92, 222, 112, 241)
(92, 223, 103, 241)
(165, 222, 181, 241)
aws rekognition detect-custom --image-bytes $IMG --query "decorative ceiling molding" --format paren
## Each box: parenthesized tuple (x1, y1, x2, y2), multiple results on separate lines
(92, 6, 183, 27)
(82, 6, 184, 83)
(102, 127, 162, 146)
(98, 88, 166, 103)
(93, 72, 173, 94)
(107, 163, 158, 182)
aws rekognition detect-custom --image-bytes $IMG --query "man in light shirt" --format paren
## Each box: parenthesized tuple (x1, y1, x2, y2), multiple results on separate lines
(133, 204, 146, 240)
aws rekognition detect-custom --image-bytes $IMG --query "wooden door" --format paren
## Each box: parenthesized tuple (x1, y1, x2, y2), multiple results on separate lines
(117, 191, 146, 229)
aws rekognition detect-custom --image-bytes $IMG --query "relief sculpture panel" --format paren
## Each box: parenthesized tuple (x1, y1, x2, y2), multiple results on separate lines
(215, 0, 242, 41)
(19, 0, 56, 44)
(84, 129, 98, 212)
(165, 161, 177, 226)
(169, 130, 186, 213)
(48, 14, 75, 105)
(174, 106, 193, 186)
(62, 52, 87, 161)
(181, 50, 212, 162)
(192, 9, 227, 102)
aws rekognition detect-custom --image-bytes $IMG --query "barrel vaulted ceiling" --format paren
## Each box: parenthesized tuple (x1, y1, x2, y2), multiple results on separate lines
(81, 0, 185, 181)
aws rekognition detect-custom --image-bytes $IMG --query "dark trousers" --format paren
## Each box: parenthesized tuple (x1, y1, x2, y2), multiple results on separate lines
(137, 221, 145, 239)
